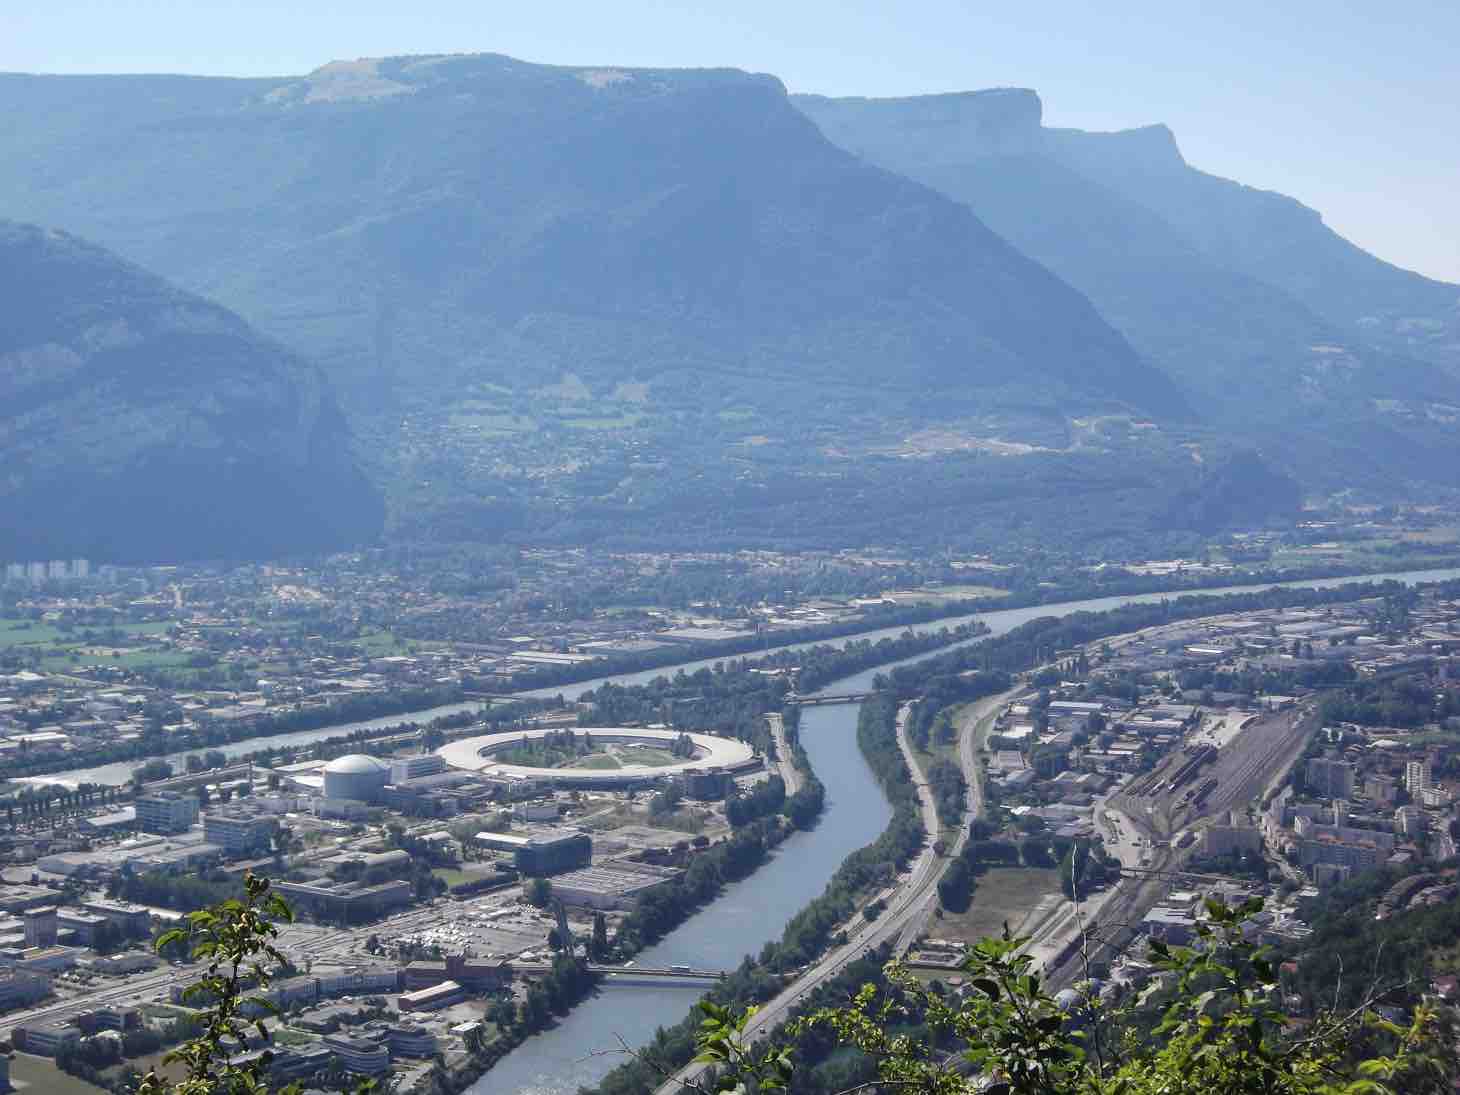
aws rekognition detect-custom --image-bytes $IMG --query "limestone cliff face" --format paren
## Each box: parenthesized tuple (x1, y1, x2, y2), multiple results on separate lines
(793, 88, 1460, 493)
(797, 87, 1044, 166)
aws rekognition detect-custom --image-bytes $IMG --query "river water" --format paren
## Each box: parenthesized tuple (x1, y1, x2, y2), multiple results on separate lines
(464, 562, 1460, 1095)
(474, 701, 893, 1095)
(26, 565, 1460, 792)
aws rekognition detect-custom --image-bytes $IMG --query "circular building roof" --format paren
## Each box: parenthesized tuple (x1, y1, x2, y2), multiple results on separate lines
(436, 727, 756, 788)
(322, 754, 389, 775)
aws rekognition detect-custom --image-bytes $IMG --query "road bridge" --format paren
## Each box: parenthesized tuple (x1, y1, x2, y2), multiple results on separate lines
(513, 962, 724, 982)
(144, 761, 253, 792)
(785, 691, 874, 707)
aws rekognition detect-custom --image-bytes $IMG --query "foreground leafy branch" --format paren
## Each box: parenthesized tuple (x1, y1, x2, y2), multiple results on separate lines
(134, 872, 311, 1095)
(687, 899, 1455, 1095)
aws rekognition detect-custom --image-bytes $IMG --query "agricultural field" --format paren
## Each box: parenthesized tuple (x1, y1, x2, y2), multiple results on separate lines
(928, 867, 1063, 949)
(882, 584, 1011, 605)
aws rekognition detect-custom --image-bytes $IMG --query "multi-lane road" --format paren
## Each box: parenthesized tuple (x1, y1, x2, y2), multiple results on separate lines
(656, 704, 955, 1093)
(766, 713, 805, 796)
(658, 690, 1022, 1094)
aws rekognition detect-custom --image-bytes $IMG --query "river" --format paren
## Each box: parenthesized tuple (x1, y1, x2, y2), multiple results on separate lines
(473, 701, 892, 1095)
(24, 565, 1460, 793)
(464, 562, 1460, 1095)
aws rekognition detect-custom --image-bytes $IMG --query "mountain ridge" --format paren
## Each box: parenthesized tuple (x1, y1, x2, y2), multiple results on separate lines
(0, 221, 383, 563)
(0, 54, 1188, 422)
(794, 87, 1460, 492)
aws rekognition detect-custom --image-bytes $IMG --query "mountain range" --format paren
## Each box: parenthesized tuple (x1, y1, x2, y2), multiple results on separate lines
(0, 58, 1183, 420)
(795, 89, 1460, 489)
(1, 56, 1456, 558)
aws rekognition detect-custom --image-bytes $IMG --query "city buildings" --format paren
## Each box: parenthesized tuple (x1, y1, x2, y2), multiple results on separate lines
(202, 806, 278, 856)
(320, 1033, 390, 1075)
(1305, 757, 1356, 799)
(1405, 759, 1432, 796)
(134, 792, 200, 835)
(271, 878, 414, 922)
(22, 906, 56, 949)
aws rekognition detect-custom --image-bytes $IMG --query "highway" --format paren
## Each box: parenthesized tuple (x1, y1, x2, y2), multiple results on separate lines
(957, 689, 1017, 835)
(655, 704, 950, 1093)
(0, 966, 179, 1039)
(657, 690, 1020, 1093)
(766, 713, 804, 796)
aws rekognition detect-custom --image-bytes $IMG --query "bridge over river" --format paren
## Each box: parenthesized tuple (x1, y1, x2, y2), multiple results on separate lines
(785, 691, 874, 706)
(512, 962, 724, 983)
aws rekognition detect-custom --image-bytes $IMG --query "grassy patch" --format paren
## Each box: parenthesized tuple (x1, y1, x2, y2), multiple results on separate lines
(616, 746, 679, 767)
(574, 753, 621, 770)
(0, 619, 67, 647)
(269, 1027, 319, 1047)
(931, 867, 1063, 947)
(10, 1052, 107, 1095)
(354, 630, 413, 655)
(432, 867, 476, 887)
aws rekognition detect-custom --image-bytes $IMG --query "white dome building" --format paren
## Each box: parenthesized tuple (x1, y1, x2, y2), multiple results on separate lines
(322, 754, 390, 802)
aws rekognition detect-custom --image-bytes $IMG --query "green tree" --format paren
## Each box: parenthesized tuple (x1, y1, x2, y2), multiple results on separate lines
(592, 912, 610, 959)
(693, 900, 1453, 1095)
(136, 873, 297, 1095)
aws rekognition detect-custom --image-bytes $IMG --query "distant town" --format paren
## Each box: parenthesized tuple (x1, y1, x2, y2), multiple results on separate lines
(1, 553, 1460, 1092)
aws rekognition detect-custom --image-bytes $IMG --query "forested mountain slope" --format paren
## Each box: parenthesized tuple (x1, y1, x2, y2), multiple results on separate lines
(0, 221, 382, 562)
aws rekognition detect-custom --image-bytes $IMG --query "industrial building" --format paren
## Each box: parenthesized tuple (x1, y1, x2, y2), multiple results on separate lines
(0, 969, 50, 1011)
(272, 878, 413, 922)
(22, 906, 56, 948)
(134, 791, 200, 834)
(37, 835, 222, 878)
(322, 754, 392, 802)
(680, 767, 732, 801)
(82, 900, 153, 938)
(402, 955, 510, 992)
(475, 829, 592, 876)
(549, 861, 682, 910)
(379, 768, 496, 816)
(399, 979, 466, 1012)
(203, 806, 279, 855)
(320, 1032, 391, 1075)
(56, 910, 107, 945)
(16, 1020, 81, 1056)
(366, 1021, 437, 1057)
(391, 754, 447, 783)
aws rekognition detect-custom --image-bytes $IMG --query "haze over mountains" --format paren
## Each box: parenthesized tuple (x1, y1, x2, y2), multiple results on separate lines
(795, 89, 1460, 487)
(2, 54, 1456, 559)
(0, 221, 382, 562)
(0, 57, 1181, 420)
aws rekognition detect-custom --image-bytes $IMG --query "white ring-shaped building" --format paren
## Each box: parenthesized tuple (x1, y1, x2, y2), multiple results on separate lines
(436, 726, 758, 789)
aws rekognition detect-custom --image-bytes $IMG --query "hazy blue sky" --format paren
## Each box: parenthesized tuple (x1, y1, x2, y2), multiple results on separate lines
(6, 1, 1457, 280)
